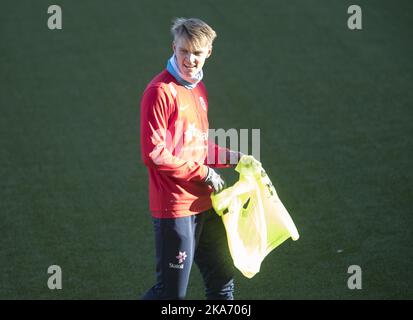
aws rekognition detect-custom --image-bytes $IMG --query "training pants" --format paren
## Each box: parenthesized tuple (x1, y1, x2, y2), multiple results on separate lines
(142, 209, 234, 300)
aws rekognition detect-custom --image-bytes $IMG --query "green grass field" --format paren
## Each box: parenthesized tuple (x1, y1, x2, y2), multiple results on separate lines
(1, 0, 412, 299)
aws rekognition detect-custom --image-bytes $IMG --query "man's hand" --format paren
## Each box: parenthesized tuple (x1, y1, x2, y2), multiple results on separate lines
(205, 167, 225, 193)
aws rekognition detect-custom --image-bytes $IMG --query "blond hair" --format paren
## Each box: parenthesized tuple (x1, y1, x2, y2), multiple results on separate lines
(171, 17, 217, 48)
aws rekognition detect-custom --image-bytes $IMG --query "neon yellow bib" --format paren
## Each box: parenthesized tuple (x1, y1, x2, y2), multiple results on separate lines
(211, 156, 299, 278)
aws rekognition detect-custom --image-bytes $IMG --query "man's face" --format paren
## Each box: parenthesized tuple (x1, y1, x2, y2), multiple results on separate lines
(173, 37, 212, 82)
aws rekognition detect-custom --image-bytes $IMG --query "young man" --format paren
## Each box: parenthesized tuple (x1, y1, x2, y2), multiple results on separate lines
(140, 17, 241, 300)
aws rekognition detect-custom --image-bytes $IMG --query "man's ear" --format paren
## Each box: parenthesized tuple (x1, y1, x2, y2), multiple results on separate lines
(206, 46, 213, 58)
(172, 41, 176, 54)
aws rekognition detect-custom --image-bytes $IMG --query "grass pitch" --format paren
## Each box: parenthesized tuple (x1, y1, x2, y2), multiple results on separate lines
(1, 0, 412, 299)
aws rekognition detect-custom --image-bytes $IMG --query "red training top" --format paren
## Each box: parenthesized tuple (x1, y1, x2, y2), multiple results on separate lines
(140, 70, 232, 218)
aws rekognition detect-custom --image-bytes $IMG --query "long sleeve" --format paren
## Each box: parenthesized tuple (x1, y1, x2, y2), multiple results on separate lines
(205, 140, 239, 168)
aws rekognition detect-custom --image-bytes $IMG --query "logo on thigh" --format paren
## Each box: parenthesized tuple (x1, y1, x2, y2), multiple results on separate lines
(169, 251, 187, 269)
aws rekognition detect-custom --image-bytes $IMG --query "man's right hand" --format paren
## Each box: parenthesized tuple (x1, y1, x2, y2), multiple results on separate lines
(204, 167, 225, 193)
